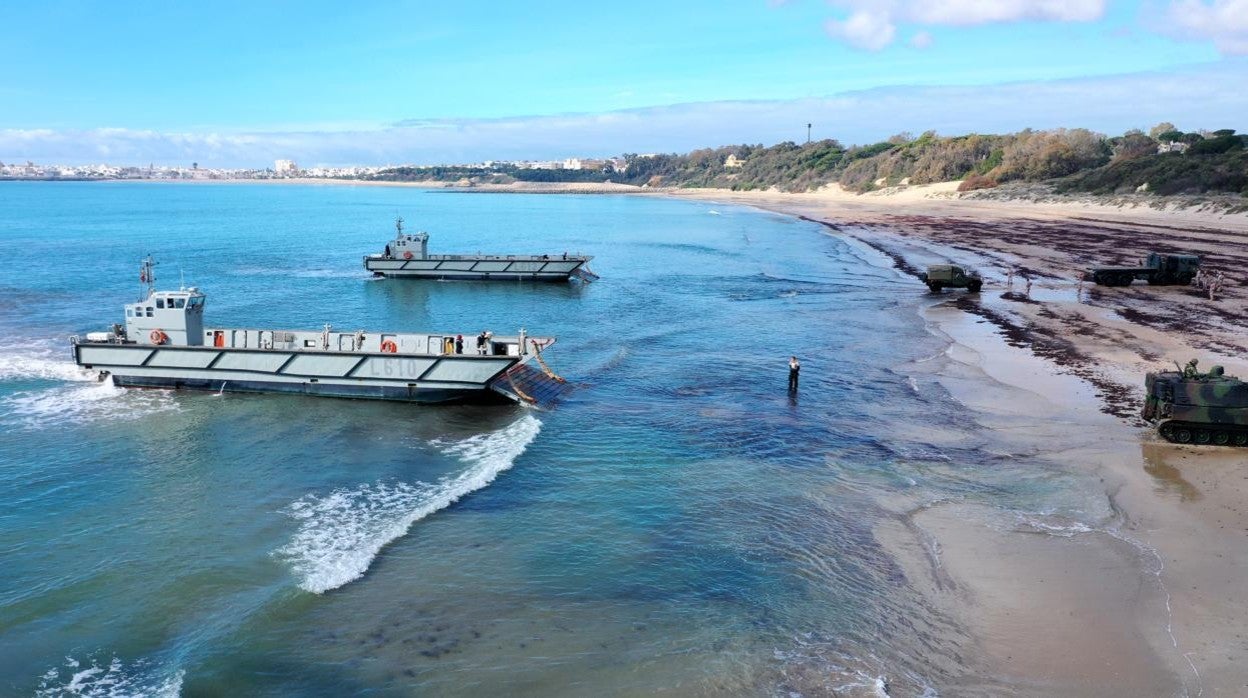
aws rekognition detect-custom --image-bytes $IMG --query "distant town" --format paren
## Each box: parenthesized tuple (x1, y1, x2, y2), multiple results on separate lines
(0, 156, 632, 181)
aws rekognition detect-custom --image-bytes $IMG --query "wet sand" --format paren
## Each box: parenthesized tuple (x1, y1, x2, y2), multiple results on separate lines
(681, 185, 1248, 695)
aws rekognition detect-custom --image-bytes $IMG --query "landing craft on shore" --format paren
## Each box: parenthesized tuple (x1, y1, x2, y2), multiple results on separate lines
(364, 218, 599, 282)
(1143, 359, 1248, 446)
(71, 257, 571, 406)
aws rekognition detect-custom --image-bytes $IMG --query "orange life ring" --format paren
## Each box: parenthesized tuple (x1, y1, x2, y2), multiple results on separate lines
(381, 340, 398, 353)
(403, 251, 414, 260)
(150, 329, 168, 345)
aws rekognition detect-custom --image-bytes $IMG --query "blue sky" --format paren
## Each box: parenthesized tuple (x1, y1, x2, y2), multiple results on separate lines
(1, 0, 1245, 166)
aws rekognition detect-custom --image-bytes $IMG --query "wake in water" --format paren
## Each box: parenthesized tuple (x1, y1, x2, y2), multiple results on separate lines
(0, 346, 180, 429)
(36, 654, 183, 698)
(0, 345, 93, 383)
(275, 414, 541, 594)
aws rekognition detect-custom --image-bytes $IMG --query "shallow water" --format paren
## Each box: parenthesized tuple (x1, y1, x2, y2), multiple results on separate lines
(1, 183, 1117, 695)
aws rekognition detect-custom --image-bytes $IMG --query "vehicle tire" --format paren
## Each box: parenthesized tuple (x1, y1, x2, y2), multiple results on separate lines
(967, 280, 982, 293)
(1195, 429, 1211, 445)
(1234, 433, 1248, 447)
(1213, 431, 1230, 446)
(927, 282, 943, 293)
(1159, 424, 1174, 440)
(1175, 428, 1193, 443)
(1119, 273, 1134, 287)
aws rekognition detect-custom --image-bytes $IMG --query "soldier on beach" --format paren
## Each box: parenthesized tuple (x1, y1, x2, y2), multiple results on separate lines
(1210, 271, 1224, 301)
(788, 356, 801, 392)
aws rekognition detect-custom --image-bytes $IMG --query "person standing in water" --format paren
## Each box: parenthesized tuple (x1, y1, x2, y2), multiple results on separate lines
(788, 356, 801, 392)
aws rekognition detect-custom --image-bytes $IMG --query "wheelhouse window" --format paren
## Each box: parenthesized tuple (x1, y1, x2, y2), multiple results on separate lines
(174, 298, 186, 309)
(156, 298, 165, 309)
(126, 308, 134, 317)
(146, 307, 154, 317)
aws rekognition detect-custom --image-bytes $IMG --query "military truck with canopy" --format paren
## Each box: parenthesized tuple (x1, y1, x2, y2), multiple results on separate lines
(919, 264, 982, 293)
(1087, 252, 1200, 287)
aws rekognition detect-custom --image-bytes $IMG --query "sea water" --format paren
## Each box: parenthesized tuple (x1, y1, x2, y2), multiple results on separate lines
(0, 182, 1113, 695)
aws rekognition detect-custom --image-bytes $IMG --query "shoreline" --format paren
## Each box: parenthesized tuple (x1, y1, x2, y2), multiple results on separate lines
(736, 186, 1248, 694)
(13, 175, 1248, 692)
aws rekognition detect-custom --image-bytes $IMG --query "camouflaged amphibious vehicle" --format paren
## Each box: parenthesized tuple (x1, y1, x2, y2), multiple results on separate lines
(1143, 359, 1248, 446)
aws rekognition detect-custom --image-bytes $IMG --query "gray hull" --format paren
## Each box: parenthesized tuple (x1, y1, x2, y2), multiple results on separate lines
(113, 375, 508, 404)
(75, 343, 520, 404)
(365, 256, 588, 282)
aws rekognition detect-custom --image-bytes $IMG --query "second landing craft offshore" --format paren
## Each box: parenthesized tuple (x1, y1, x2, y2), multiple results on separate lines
(364, 218, 598, 282)
(71, 258, 570, 406)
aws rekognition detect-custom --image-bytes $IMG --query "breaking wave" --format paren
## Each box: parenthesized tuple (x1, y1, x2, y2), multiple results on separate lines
(36, 654, 183, 698)
(0, 345, 94, 383)
(276, 415, 541, 594)
(0, 347, 180, 429)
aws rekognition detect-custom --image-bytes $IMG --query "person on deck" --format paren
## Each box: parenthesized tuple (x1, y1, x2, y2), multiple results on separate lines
(788, 356, 801, 392)
(455, 335, 464, 354)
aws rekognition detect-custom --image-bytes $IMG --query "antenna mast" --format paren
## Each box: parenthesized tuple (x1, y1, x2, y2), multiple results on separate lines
(138, 255, 156, 301)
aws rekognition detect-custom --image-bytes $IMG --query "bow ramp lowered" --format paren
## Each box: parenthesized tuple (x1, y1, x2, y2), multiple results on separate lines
(363, 217, 597, 282)
(71, 257, 572, 406)
(487, 356, 576, 408)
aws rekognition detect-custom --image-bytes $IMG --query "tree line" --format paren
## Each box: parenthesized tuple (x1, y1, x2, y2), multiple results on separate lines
(364, 123, 1247, 196)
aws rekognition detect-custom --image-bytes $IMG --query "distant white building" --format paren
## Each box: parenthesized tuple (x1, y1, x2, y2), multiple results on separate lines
(724, 154, 744, 168)
(274, 159, 299, 175)
(1157, 142, 1190, 154)
(562, 158, 582, 170)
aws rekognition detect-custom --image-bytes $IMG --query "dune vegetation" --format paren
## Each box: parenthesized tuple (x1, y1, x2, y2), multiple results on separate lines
(366, 123, 1247, 197)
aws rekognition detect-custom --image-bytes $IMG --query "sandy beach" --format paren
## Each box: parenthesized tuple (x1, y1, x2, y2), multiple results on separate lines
(661, 182, 1248, 695)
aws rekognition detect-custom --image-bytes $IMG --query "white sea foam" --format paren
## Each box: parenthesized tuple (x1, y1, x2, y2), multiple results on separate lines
(276, 414, 541, 594)
(3, 380, 181, 429)
(36, 655, 183, 698)
(1011, 514, 1095, 538)
(0, 347, 95, 383)
(0, 347, 180, 429)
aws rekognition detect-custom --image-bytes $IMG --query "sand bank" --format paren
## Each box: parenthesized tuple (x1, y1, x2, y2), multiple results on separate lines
(688, 183, 1248, 695)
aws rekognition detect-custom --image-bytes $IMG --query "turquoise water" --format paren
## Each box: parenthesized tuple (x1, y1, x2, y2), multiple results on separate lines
(0, 183, 1101, 695)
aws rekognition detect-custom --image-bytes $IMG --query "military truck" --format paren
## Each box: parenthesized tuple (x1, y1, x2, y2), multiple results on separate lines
(919, 264, 982, 293)
(1143, 359, 1248, 446)
(1086, 252, 1200, 287)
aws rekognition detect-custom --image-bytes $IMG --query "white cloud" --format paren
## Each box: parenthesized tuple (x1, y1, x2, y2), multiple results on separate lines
(2, 62, 1245, 168)
(905, 0, 1106, 25)
(1163, 0, 1248, 54)
(910, 30, 935, 48)
(823, 0, 1107, 49)
(825, 9, 896, 50)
